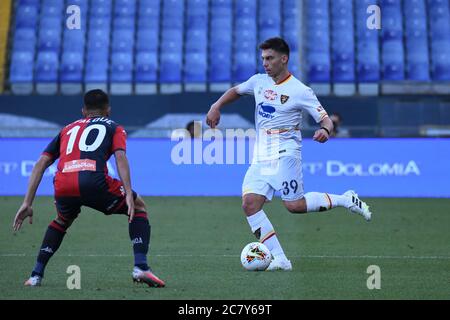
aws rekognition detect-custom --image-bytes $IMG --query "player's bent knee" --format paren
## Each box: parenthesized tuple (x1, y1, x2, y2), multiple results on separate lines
(242, 195, 265, 215)
(55, 216, 75, 228)
(284, 199, 307, 214)
(134, 195, 147, 213)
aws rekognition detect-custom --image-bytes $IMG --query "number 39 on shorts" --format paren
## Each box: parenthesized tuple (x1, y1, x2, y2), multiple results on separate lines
(282, 180, 298, 195)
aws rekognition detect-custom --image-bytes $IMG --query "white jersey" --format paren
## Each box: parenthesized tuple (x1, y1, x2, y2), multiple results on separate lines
(236, 73, 328, 161)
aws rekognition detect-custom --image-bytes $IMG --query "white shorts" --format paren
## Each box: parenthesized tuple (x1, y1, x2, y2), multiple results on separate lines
(242, 156, 304, 202)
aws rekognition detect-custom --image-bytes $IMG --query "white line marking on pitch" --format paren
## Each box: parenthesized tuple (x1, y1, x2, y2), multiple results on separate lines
(1, 253, 450, 260)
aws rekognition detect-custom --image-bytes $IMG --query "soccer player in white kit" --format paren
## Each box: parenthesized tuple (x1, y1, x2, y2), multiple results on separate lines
(206, 38, 372, 271)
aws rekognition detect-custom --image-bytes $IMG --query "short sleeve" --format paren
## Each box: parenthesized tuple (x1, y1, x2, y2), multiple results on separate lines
(42, 132, 61, 160)
(300, 87, 329, 123)
(236, 74, 260, 96)
(112, 125, 127, 153)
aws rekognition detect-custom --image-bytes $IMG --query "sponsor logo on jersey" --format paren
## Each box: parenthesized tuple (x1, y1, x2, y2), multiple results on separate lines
(281, 95, 290, 104)
(264, 89, 278, 101)
(62, 159, 96, 173)
(258, 102, 276, 119)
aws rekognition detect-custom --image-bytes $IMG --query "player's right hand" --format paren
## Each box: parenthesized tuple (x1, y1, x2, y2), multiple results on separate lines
(206, 106, 221, 128)
(126, 193, 135, 223)
(13, 203, 33, 232)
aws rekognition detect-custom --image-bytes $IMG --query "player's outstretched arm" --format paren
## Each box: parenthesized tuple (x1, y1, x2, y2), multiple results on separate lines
(206, 86, 241, 128)
(114, 150, 135, 222)
(13, 154, 53, 231)
(313, 116, 334, 144)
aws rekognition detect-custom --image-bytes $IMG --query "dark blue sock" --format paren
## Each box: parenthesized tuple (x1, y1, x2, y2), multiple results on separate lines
(31, 221, 66, 277)
(129, 215, 150, 271)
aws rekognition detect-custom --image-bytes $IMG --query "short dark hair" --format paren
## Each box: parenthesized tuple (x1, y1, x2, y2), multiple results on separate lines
(259, 37, 290, 57)
(83, 89, 109, 110)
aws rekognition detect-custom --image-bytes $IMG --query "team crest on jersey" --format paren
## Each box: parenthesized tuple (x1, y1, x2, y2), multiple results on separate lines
(280, 95, 289, 104)
(264, 89, 278, 101)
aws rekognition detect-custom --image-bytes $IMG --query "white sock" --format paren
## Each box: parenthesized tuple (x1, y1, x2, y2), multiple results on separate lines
(246, 210, 287, 260)
(304, 192, 349, 212)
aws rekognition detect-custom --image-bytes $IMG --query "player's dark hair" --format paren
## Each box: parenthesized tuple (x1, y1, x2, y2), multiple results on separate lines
(83, 89, 109, 110)
(259, 37, 290, 57)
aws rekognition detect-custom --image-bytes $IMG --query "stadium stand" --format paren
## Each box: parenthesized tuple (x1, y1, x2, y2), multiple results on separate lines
(4, 0, 450, 96)
(0, 0, 12, 94)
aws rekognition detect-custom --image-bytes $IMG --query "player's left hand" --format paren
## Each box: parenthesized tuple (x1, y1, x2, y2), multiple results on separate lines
(13, 203, 33, 232)
(313, 128, 329, 143)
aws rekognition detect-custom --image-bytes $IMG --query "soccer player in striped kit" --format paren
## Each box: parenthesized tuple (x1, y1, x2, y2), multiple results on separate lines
(13, 89, 165, 287)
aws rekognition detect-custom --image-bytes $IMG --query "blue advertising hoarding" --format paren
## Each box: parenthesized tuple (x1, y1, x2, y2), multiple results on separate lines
(0, 138, 448, 197)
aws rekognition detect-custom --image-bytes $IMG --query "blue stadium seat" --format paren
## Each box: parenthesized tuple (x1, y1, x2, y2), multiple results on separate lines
(211, 0, 233, 10)
(233, 52, 256, 82)
(35, 52, 59, 82)
(184, 53, 207, 83)
(113, 17, 135, 30)
(60, 52, 84, 82)
(135, 52, 158, 83)
(114, 0, 136, 17)
(407, 57, 431, 81)
(307, 52, 331, 82)
(139, 0, 160, 17)
(160, 53, 182, 83)
(403, 1, 430, 81)
(38, 29, 61, 52)
(209, 52, 232, 82)
(357, 55, 380, 82)
(211, 17, 232, 30)
(162, 0, 184, 26)
(39, 17, 62, 31)
(307, 0, 329, 17)
(235, 0, 256, 18)
(333, 63, 355, 82)
(41, 2, 63, 17)
(283, 0, 298, 18)
(89, 17, 111, 31)
(62, 30, 85, 53)
(185, 30, 208, 53)
(138, 16, 160, 30)
(111, 30, 134, 53)
(9, 51, 34, 82)
(382, 41, 405, 80)
(85, 60, 109, 83)
(67, 0, 88, 10)
(15, 5, 38, 29)
(12, 29, 36, 52)
(110, 52, 133, 82)
(136, 29, 159, 52)
(90, 5, 112, 18)
(235, 18, 257, 33)
(87, 29, 110, 52)
(161, 29, 183, 52)
(430, 40, 450, 80)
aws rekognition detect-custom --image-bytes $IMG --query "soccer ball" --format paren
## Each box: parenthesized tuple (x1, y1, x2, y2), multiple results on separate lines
(240, 242, 272, 271)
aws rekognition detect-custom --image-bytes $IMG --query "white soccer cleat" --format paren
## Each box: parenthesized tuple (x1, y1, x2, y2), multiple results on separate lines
(344, 190, 372, 221)
(266, 257, 292, 271)
(24, 275, 42, 287)
(132, 266, 165, 288)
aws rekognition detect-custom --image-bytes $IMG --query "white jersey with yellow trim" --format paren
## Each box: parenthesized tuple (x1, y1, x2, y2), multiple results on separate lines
(236, 73, 328, 162)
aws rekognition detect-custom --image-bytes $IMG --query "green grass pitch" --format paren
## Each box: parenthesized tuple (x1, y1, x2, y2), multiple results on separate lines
(1, 196, 449, 300)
